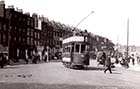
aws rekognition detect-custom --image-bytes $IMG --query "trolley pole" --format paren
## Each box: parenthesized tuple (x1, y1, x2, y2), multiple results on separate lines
(75, 11, 94, 28)
(72, 11, 94, 36)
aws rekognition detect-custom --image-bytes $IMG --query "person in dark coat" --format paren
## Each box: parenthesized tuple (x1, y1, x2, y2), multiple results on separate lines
(0, 53, 4, 68)
(83, 50, 90, 66)
(32, 50, 39, 64)
(104, 53, 112, 74)
(2, 53, 7, 66)
(102, 51, 106, 66)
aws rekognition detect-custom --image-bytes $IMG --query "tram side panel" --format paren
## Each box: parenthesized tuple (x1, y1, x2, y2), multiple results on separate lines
(62, 53, 71, 64)
(71, 53, 84, 66)
(62, 52, 89, 68)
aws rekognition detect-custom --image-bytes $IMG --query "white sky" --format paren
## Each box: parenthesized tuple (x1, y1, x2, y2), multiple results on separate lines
(4, 0, 140, 46)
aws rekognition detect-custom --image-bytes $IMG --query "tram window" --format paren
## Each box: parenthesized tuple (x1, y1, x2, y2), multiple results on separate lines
(66, 47, 69, 52)
(75, 44, 80, 53)
(81, 44, 85, 53)
(63, 48, 65, 52)
(68, 47, 71, 52)
(63, 46, 71, 53)
(64, 47, 67, 52)
(71, 44, 74, 52)
(64, 47, 68, 52)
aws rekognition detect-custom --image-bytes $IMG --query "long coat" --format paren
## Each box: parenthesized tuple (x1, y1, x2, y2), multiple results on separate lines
(83, 51, 90, 65)
(105, 56, 111, 67)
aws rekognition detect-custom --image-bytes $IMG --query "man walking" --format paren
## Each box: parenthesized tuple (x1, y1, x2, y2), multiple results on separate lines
(104, 52, 112, 74)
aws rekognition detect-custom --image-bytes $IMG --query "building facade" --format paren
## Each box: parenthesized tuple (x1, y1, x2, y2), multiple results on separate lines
(0, 1, 41, 61)
(41, 20, 63, 57)
(0, 1, 9, 52)
(5, 7, 35, 59)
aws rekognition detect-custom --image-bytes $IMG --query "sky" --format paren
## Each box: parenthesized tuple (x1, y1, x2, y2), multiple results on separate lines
(4, 0, 140, 46)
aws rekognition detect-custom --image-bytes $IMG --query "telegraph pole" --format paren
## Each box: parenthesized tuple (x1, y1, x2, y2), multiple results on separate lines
(126, 18, 129, 62)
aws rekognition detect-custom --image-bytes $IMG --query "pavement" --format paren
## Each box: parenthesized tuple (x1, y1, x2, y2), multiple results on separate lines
(128, 64, 140, 71)
(7, 58, 61, 66)
(114, 61, 140, 72)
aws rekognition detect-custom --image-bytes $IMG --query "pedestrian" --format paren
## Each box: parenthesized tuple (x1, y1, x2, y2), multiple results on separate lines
(25, 50, 29, 64)
(0, 52, 4, 68)
(83, 50, 90, 66)
(102, 51, 106, 66)
(44, 50, 48, 62)
(131, 54, 135, 65)
(42, 48, 49, 62)
(3, 53, 7, 66)
(32, 50, 38, 64)
(104, 53, 112, 74)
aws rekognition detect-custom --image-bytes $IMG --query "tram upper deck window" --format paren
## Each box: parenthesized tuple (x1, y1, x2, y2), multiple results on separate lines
(63, 46, 71, 53)
(75, 44, 80, 53)
(81, 44, 85, 53)
(68, 47, 71, 52)
(63, 47, 66, 52)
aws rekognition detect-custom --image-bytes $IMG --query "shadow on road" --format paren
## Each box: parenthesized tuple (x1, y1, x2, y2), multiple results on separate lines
(0, 66, 20, 69)
(111, 72, 121, 74)
(84, 67, 105, 70)
(0, 83, 136, 89)
(84, 67, 117, 71)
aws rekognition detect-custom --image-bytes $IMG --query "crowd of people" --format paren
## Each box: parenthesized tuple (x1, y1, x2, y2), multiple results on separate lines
(95, 50, 140, 74)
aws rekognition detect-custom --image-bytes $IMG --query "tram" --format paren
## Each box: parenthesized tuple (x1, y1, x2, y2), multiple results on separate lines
(62, 35, 90, 69)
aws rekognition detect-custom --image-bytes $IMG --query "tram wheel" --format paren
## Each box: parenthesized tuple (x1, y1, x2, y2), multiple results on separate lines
(78, 65, 84, 69)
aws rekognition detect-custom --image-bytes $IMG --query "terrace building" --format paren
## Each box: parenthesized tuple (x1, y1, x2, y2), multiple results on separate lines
(0, 1, 41, 61)
(0, 1, 9, 52)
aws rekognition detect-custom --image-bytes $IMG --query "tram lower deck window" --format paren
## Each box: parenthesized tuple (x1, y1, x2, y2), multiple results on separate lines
(81, 44, 85, 53)
(75, 44, 80, 53)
